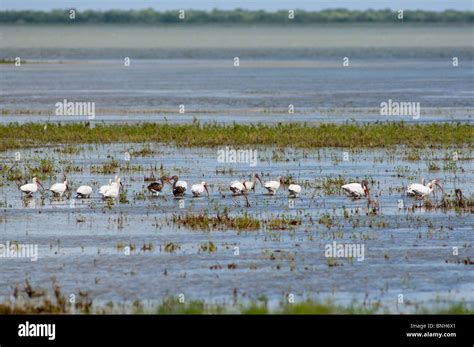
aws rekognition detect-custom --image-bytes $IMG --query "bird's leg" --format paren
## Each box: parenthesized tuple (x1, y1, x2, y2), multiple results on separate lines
(244, 195, 250, 208)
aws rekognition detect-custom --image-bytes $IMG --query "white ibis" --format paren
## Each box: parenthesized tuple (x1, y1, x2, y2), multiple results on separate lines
(243, 174, 258, 193)
(406, 179, 443, 198)
(101, 176, 122, 198)
(341, 180, 369, 199)
(288, 184, 302, 198)
(49, 180, 69, 197)
(76, 185, 92, 198)
(99, 178, 113, 195)
(255, 174, 283, 195)
(229, 180, 246, 195)
(169, 175, 187, 197)
(191, 181, 209, 197)
(147, 176, 170, 195)
(20, 177, 44, 196)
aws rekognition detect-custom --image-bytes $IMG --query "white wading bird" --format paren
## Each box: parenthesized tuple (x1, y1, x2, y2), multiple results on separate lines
(191, 181, 209, 197)
(255, 174, 284, 195)
(341, 180, 369, 199)
(243, 174, 258, 193)
(49, 180, 69, 197)
(288, 183, 302, 198)
(20, 177, 44, 196)
(99, 178, 113, 195)
(76, 185, 93, 198)
(229, 180, 246, 195)
(406, 179, 443, 198)
(169, 175, 187, 197)
(101, 176, 123, 199)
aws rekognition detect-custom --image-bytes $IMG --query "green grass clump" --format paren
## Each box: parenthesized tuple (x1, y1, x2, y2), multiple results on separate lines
(90, 158, 120, 174)
(315, 175, 348, 195)
(199, 241, 217, 253)
(0, 122, 472, 152)
(173, 212, 261, 231)
(266, 217, 301, 230)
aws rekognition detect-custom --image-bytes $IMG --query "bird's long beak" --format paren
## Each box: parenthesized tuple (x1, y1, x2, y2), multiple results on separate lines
(436, 183, 444, 194)
(37, 180, 44, 190)
(256, 176, 263, 186)
(205, 185, 209, 196)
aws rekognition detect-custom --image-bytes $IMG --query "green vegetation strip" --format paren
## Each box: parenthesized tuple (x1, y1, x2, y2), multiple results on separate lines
(1, 9, 473, 24)
(0, 122, 472, 151)
(2, 295, 473, 314)
(172, 212, 301, 231)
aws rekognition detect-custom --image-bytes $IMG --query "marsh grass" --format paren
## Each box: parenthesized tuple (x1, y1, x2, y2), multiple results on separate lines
(90, 158, 119, 174)
(173, 212, 302, 231)
(439, 193, 473, 213)
(315, 175, 347, 195)
(0, 122, 472, 151)
(0, 280, 92, 314)
(266, 217, 301, 230)
(2, 164, 24, 182)
(54, 146, 82, 155)
(128, 145, 155, 157)
(173, 212, 261, 231)
(0, 158, 59, 185)
(199, 241, 217, 253)
(1, 282, 472, 314)
(427, 161, 441, 171)
(164, 242, 180, 253)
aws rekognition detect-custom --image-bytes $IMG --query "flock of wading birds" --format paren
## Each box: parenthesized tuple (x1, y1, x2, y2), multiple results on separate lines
(18, 174, 445, 201)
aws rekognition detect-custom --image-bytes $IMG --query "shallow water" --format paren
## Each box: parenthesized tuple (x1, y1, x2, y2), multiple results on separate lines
(1, 59, 473, 125)
(0, 144, 472, 312)
(1, 24, 473, 125)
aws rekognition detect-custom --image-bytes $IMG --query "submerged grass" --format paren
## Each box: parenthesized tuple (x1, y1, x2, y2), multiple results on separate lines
(1, 280, 473, 315)
(0, 122, 472, 151)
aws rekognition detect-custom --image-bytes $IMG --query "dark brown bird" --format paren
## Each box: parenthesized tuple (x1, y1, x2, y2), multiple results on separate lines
(147, 176, 170, 195)
(455, 189, 465, 208)
(169, 175, 187, 197)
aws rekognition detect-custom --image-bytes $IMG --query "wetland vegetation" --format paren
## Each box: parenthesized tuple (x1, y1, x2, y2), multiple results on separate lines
(0, 122, 471, 152)
(2, 280, 472, 315)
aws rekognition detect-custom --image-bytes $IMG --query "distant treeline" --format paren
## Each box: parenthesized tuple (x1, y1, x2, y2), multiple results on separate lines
(0, 9, 473, 24)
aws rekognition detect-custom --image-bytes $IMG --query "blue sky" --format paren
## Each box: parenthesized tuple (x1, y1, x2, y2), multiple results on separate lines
(1, 0, 472, 11)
